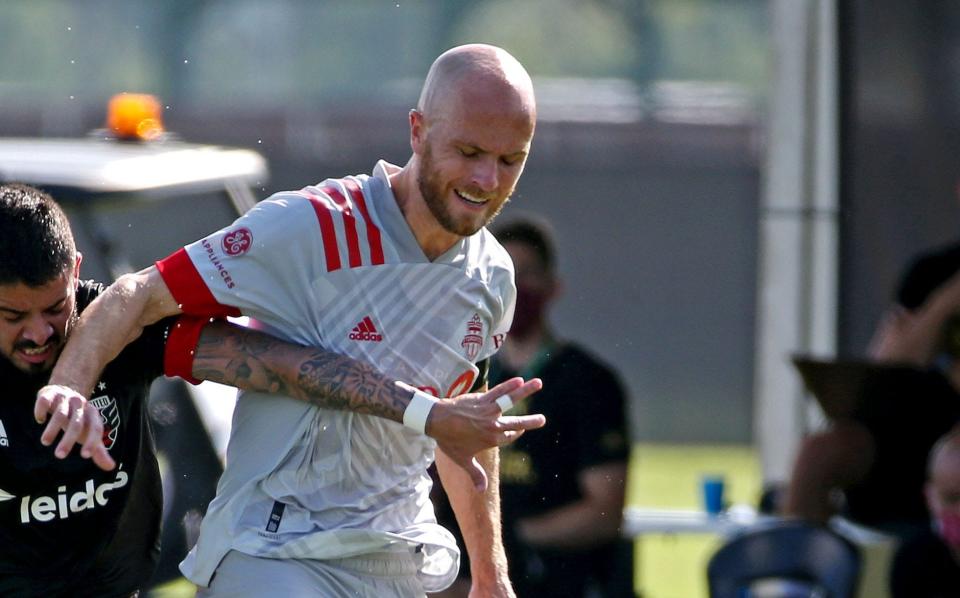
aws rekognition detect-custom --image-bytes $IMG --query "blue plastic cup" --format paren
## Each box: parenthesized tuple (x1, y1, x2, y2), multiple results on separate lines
(701, 474, 726, 515)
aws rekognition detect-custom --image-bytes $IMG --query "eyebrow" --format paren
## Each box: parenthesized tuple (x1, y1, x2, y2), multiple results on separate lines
(457, 139, 529, 158)
(0, 296, 68, 317)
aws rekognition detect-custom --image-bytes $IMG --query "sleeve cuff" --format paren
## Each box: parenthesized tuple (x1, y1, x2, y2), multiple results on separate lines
(164, 316, 213, 385)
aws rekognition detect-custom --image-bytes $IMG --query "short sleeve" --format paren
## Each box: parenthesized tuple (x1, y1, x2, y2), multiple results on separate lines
(163, 316, 216, 385)
(155, 194, 325, 331)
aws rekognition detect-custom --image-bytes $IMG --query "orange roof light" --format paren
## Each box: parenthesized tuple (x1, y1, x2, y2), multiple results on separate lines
(106, 93, 164, 140)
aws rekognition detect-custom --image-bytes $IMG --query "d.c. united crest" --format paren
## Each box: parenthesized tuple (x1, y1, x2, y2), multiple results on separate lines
(90, 394, 120, 450)
(461, 313, 485, 360)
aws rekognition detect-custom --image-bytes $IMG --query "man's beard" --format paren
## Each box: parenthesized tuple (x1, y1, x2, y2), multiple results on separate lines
(6, 308, 77, 377)
(418, 145, 509, 237)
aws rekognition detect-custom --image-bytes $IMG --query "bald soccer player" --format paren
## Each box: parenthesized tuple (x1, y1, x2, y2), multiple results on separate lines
(38, 44, 542, 597)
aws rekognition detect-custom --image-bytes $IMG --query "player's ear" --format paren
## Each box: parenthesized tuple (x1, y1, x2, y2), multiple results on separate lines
(73, 252, 83, 281)
(409, 109, 427, 154)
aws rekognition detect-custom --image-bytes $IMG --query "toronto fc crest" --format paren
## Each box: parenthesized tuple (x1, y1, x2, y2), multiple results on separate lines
(461, 313, 485, 360)
(90, 394, 120, 450)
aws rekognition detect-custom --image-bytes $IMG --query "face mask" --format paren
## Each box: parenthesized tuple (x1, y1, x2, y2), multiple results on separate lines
(509, 286, 549, 340)
(936, 511, 960, 550)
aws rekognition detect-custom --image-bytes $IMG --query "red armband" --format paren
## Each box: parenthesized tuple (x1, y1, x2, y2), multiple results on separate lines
(164, 316, 213, 385)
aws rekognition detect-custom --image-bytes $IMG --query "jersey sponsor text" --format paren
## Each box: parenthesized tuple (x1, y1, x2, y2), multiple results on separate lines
(201, 238, 237, 289)
(18, 469, 129, 523)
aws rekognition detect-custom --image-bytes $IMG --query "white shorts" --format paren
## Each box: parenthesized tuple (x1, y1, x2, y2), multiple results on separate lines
(198, 548, 426, 598)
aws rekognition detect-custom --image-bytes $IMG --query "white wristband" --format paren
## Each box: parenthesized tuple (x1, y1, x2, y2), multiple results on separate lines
(496, 394, 514, 412)
(400, 384, 439, 434)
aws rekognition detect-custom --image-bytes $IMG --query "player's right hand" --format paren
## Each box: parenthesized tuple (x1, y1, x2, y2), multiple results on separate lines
(34, 385, 116, 471)
(427, 377, 545, 492)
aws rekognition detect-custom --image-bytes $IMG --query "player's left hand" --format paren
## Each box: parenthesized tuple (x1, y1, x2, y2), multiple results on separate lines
(427, 377, 544, 492)
(34, 384, 116, 471)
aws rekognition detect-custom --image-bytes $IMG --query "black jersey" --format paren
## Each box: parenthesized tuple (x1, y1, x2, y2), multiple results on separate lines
(494, 343, 631, 597)
(0, 280, 169, 597)
(494, 343, 629, 521)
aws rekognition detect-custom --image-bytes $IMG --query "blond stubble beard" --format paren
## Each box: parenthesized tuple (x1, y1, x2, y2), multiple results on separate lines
(417, 144, 510, 237)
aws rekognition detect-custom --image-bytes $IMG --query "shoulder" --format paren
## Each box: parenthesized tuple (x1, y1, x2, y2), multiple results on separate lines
(465, 227, 515, 284)
(76, 279, 106, 314)
(295, 175, 373, 213)
(228, 184, 359, 245)
(548, 343, 626, 389)
(553, 343, 613, 372)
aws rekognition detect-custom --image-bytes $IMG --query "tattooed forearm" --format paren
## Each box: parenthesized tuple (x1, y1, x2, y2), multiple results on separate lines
(293, 352, 413, 421)
(192, 321, 413, 422)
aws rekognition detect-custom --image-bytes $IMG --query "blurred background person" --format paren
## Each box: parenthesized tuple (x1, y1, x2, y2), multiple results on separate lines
(433, 216, 633, 597)
(783, 241, 960, 537)
(890, 425, 960, 596)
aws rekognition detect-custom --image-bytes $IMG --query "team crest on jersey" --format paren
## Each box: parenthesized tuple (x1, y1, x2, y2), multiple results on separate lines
(222, 227, 253, 256)
(461, 313, 485, 360)
(90, 394, 120, 450)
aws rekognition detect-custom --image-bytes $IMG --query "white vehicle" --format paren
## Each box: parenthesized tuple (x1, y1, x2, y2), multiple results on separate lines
(0, 93, 265, 586)
(0, 93, 267, 281)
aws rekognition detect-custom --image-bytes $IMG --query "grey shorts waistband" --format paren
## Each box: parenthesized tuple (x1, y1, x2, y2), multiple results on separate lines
(323, 546, 422, 578)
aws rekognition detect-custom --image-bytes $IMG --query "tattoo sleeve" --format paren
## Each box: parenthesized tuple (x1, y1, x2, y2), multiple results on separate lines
(191, 321, 412, 422)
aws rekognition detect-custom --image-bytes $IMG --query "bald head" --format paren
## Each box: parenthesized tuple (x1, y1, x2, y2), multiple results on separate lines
(397, 44, 537, 257)
(417, 44, 536, 124)
(930, 429, 960, 479)
(927, 427, 960, 523)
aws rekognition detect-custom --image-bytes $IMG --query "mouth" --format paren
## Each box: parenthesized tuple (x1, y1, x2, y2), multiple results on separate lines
(455, 189, 490, 209)
(16, 343, 55, 364)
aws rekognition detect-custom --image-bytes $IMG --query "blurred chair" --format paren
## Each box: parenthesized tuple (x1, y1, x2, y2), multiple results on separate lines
(706, 519, 861, 598)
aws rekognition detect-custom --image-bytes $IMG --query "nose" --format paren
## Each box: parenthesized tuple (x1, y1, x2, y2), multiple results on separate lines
(21, 315, 55, 346)
(471, 157, 499, 193)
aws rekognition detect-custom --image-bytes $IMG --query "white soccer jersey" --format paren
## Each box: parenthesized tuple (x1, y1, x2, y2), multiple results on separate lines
(158, 160, 515, 591)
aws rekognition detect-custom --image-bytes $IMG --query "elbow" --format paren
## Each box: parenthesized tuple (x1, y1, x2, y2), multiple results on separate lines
(112, 268, 174, 327)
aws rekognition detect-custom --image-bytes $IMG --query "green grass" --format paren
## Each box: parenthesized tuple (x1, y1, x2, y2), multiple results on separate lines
(626, 442, 763, 598)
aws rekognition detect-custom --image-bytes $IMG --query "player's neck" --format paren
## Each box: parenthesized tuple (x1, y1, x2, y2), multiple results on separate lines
(390, 166, 459, 261)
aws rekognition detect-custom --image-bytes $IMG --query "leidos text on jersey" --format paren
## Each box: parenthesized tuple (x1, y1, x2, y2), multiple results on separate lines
(18, 469, 128, 523)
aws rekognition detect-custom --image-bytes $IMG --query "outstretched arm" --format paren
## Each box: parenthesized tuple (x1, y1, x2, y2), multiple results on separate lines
(35, 266, 181, 469)
(38, 317, 546, 486)
(869, 269, 960, 365)
(190, 320, 545, 490)
(47, 266, 180, 397)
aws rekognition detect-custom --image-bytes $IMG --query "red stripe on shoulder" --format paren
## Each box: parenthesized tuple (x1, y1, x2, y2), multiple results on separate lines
(321, 183, 362, 268)
(343, 178, 385, 265)
(155, 248, 241, 317)
(298, 189, 342, 272)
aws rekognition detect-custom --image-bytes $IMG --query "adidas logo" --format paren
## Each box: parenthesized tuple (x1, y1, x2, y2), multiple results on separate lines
(0, 419, 8, 447)
(348, 316, 383, 342)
